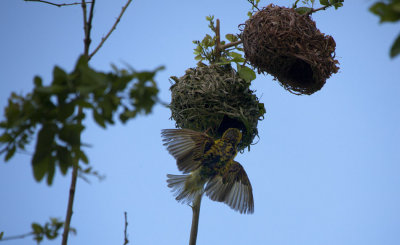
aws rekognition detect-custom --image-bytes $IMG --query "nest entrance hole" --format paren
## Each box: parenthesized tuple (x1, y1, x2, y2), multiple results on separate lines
(217, 115, 246, 137)
(286, 58, 314, 86)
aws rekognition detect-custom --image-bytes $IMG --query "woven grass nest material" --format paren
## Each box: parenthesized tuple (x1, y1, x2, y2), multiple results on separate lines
(169, 65, 265, 151)
(241, 4, 339, 95)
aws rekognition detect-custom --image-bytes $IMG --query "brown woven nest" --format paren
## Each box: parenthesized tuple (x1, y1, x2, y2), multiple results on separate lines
(169, 65, 265, 151)
(241, 4, 339, 95)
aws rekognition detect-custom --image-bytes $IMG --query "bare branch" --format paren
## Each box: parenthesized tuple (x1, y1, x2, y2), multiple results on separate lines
(123, 212, 129, 245)
(220, 40, 243, 50)
(306, 2, 343, 15)
(0, 232, 33, 242)
(189, 193, 203, 245)
(89, 0, 133, 59)
(24, 0, 92, 7)
(214, 19, 221, 61)
(84, 0, 96, 56)
(61, 164, 79, 245)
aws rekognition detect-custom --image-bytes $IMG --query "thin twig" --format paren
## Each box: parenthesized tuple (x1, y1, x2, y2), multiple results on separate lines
(0, 232, 33, 242)
(189, 193, 203, 245)
(88, 0, 133, 60)
(24, 0, 92, 7)
(220, 40, 243, 50)
(247, 0, 260, 11)
(123, 212, 129, 245)
(84, 0, 96, 56)
(306, 2, 340, 15)
(82, 0, 88, 46)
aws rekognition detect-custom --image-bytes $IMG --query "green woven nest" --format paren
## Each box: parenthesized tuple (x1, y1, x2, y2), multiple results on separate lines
(241, 4, 339, 95)
(169, 65, 265, 151)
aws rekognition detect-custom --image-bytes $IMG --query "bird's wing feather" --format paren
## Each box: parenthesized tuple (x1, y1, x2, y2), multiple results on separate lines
(205, 161, 254, 214)
(161, 129, 214, 173)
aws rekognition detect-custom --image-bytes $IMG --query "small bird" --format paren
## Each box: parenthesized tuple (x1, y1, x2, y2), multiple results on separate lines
(161, 128, 254, 214)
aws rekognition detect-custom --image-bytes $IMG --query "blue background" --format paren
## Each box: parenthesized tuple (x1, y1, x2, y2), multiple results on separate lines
(1, 1, 399, 245)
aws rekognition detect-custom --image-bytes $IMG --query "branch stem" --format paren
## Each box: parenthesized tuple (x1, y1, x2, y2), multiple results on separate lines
(24, 0, 92, 7)
(0, 232, 33, 242)
(220, 40, 243, 50)
(61, 163, 78, 245)
(61, 106, 83, 245)
(89, 0, 133, 60)
(123, 212, 129, 245)
(307, 3, 339, 15)
(189, 193, 203, 245)
(214, 19, 221, 61)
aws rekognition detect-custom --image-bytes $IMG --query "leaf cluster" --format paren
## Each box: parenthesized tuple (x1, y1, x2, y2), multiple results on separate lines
(0, 218, 74, 244)
(293, 0, 344, 14)
(370, 0, 400, 58)
(31, 218, 75, 244)
(0, 55, 163, 185)
(193, 16, 256, 83)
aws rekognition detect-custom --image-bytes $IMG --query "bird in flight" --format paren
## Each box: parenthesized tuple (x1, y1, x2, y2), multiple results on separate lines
(161, 128, 254, 214)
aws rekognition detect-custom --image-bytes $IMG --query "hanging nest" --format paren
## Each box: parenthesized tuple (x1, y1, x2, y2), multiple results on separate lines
(241, 4, 339, 95)
(169, 64, 265, 151)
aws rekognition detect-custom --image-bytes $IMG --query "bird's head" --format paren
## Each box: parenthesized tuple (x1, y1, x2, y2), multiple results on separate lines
(221, 128, 242, 146)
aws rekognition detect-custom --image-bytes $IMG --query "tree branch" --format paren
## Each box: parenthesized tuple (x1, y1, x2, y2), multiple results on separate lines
(189, 193, 203, 245)
(220, 40, 243, 50)
(247, 0, 260, 11)
(307, 2, 340, 15)
(214, 19, 221, 61)
(24, 0, 92, 7)
(0, 232, 33, 242)
(123, 212, 129, 245)
(81, 0, 88, 51)
(61, 106, 84, 245)
(89, 0, 133, 60)
(61, 164, 79, 245)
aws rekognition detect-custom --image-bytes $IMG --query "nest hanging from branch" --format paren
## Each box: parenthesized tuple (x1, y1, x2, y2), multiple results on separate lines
(169, 65, 265, 151)
(241, 4, 339, 95)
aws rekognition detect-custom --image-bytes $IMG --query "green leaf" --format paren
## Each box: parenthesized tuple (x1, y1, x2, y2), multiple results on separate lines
(77, 149, 89, 164)
(32, 123, 57, 182)
(93, 110, 106, 128)
(34, 76, 43, 87)
(194, 54, 203, 61)
(320, 0, 329, 5)
(32, 223, 44, 234)
(238, 66, 257, 83)
(57, 102, 75, 121)
(35, 85, 66, 94)
(52, 66, 68, 86)
(5, 145, 16, 161)
(57, 146, 72, 175)
(229, 52, 243, 59)
(75, 100, 93, 108)
(370, 2, 400, 22)
(390, 34, 400, 58)
(295, 7, 312, 14)
(46, 158, 55, 185)
(0, 133, 12, 143)
(59, 124, 84, 146)
(225, 34, 238, 42)
(0, 231, 3, 240)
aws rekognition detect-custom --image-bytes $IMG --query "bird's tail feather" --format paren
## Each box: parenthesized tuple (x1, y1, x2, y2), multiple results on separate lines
(167, 174, 204, 204)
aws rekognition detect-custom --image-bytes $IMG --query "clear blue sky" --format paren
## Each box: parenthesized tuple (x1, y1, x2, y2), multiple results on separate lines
(1, 0, 399, 245)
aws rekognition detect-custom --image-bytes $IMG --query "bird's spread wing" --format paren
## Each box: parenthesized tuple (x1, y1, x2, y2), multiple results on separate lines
(161, 129, 214, 173)
(205, 161, 254, 214)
